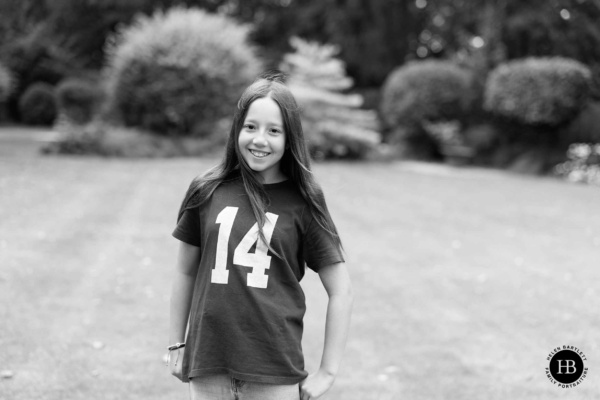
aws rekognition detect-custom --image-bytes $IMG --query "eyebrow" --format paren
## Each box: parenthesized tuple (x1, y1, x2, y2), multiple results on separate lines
(244, 118, 283, 127)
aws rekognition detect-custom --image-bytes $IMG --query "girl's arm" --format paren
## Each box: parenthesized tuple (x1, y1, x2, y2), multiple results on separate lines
(168, 241, 201, 380)
(300, 262, 353, 400)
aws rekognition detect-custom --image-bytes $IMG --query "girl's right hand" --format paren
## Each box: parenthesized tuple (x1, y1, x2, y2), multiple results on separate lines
(169, 348, 185, 381)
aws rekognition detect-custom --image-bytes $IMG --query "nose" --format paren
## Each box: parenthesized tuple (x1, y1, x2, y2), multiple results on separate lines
(252, 130, 268, 147)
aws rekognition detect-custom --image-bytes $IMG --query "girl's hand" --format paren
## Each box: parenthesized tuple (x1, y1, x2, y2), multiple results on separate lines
(168, 348, 185, 381)
(300, 369, 335, 400)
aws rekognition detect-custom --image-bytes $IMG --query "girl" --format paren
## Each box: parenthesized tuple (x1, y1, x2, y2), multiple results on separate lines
(168, 73, 353, 400)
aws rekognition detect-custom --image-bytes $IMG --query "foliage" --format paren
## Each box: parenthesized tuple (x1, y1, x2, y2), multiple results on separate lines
(43, 120, 228, 157)
(214, 0, 600, 87)
(0, 62, 13, 121)
(280, 36, 381, 160)
(0, 26, 76, 121)
(484, 57, 591, 126)
(55, 77, 103, 125)
(380, 60, 475, 131)
(422, 120, 474, 165)
(2, 0, 600, 96)
(379, 59, 477, 160)
(0, 0, 203, 70)
(144, 0, 427, 86)
(418, 0, 600, 74)
(562, 102, 600, 145)
(555, 143, 600, 185)
(18, 82, 57, 126)
(0, 0, 204, 122)
(502, 0, 600, 65)
(104, 7, 261, 137)
(590, 63, 600, 101)
(0, 62, 13, 102)
(318, 0, 424, 87)
(0, 1, 80, 121)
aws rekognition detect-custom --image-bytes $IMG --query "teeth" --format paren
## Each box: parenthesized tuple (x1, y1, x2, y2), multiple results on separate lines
(250, 150, 269, 158)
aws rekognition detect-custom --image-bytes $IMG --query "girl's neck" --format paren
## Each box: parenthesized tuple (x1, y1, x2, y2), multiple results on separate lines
(260, 174, 288, 185)
(256, 170, 287, 185)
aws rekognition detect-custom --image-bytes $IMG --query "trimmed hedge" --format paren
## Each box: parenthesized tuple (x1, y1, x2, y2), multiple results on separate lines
(484, 57, 591, 126)
(104, 7, 262, 137)
(380, 60, 475, 131)
(55, 78, 103, 125)
(18, 82, 57, 126)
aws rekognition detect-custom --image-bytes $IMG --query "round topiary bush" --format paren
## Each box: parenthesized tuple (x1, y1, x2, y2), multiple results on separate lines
(56, 78, 103, 124)
(18, 82, 57, 126)
(105, 7, 262, 137)
(484, 57, 591, 126)
(380, 60, 475, 131)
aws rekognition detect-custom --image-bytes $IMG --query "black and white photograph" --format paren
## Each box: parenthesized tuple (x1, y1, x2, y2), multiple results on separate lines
(1, 1, 599, 399)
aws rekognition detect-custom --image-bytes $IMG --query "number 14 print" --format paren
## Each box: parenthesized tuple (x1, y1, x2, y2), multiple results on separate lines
(211, 206, 279, 289)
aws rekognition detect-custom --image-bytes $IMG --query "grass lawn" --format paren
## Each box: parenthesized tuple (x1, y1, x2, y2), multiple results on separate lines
(0, 153, 598, 399)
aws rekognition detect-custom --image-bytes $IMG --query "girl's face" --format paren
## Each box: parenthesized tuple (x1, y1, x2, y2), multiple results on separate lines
(238, 97, 287, 184)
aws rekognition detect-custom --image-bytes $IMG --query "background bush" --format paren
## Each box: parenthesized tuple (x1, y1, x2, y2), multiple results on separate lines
(484, 57, 591, 126)
(0, 62, 12, 121)
(55, 77, 103, 125)
(379, 60, 475, 159)
(0, 62, 12, 102)
(104, 7, 262, 138)
(562, 102, 600, 145)
(43, 121, 228, 158)
(380, 60, 475, 131)
(18, 82, 57, 126)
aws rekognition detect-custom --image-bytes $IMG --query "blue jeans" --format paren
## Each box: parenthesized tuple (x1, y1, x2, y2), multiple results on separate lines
(189, 375, 300, 400)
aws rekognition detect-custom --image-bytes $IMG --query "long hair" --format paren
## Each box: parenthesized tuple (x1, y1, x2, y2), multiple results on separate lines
(178, 72, 343, 256)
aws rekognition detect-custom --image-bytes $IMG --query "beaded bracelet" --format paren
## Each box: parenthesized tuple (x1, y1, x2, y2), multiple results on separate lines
(167, 343, 186, 351)
(166, 343, 186, 367)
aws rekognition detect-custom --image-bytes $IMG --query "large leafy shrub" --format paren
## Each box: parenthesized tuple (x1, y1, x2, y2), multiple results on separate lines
(379, 60, 475, 159)
(380, 60, 475, 132)
(18, 82, 57, 126)
(105, 7, 262, 137)
(484, 57, 591, 126)
(55, 77, 103, 124)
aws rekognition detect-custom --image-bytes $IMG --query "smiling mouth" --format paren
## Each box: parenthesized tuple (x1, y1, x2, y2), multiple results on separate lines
(249, 149, 270, 158)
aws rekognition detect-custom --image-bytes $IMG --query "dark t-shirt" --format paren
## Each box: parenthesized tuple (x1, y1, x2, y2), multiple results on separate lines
(172, 178, 344, 384)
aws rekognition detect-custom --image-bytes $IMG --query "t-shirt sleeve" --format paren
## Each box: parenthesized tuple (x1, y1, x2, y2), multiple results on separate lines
(303, 216, 345, 272)
(172, 206, 202, 247)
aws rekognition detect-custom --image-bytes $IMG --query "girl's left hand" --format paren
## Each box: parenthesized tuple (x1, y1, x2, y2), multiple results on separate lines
(299, 369, 335, 400)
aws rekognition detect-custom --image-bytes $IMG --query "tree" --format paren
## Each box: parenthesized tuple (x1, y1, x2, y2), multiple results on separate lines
(281, 36, 381, 159)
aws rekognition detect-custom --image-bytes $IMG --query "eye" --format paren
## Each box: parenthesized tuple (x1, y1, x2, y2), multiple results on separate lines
(269, 128, 283, 135)
(243, 123, 256, 130)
